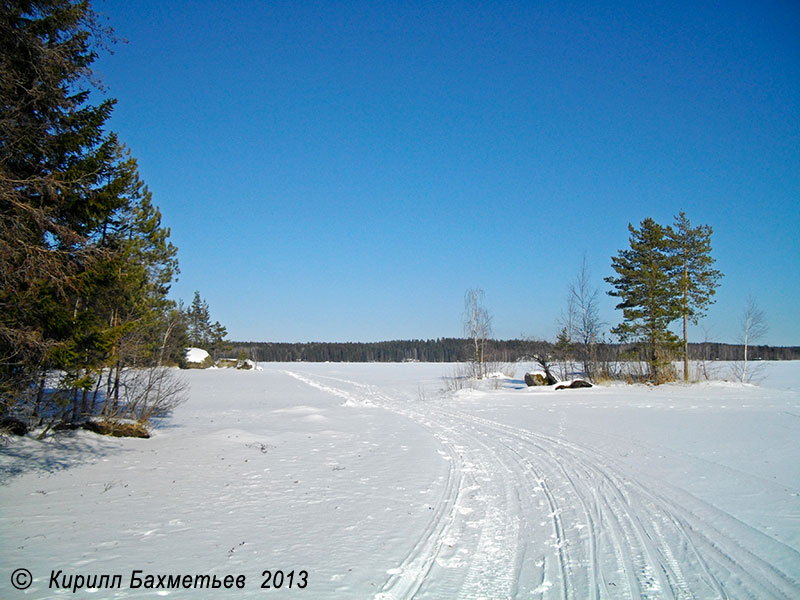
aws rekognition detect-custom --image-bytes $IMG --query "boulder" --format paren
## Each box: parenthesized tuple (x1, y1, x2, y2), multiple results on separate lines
(184, 347, 214, 369)
(555, 379, 593, 390)
(524, 371, 557, 386)
(524, 372, 546, 386)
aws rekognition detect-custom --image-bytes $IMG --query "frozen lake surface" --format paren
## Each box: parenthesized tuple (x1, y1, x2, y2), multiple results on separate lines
(2, 361, 799, 598)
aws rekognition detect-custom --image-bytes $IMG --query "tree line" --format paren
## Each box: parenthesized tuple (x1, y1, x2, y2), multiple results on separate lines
(232, 338, 532, 363)
(229, 339, 800, 364)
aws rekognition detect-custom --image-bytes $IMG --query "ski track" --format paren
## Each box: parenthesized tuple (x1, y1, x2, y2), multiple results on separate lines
(283, 371, 800, 600)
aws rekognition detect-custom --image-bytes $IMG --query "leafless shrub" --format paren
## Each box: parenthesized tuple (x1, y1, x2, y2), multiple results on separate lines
(442, 364, 475, 392)
(109, 367, 188, 424)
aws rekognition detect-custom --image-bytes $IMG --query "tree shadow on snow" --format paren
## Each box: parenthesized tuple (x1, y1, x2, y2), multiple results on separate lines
(0, 431, 126, 485)
(506, 378, 528, 390)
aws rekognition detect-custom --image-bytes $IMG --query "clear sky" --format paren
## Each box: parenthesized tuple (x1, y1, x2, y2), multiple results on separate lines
(92, 0, 800, 345)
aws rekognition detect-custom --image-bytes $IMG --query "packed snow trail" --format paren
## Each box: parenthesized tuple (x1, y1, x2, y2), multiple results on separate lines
(284, 370, 800, 600)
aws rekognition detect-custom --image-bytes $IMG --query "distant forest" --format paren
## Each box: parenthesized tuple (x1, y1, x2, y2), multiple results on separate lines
(230, 339, 800, 363)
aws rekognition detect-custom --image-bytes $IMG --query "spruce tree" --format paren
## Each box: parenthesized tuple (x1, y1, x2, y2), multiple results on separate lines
(208, 320, 230, 361)
(186, 292, 211, 348)
(605, 218, 681, 382)
(184, 291, 229, 359)
(1, 0, 115, 397)
(554, 326, 573, 380)
(1, 1, 179, 418)
(668, 212, 722, 381)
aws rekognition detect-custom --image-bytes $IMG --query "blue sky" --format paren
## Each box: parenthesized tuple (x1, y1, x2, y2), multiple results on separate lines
(93, 0, 799, 345)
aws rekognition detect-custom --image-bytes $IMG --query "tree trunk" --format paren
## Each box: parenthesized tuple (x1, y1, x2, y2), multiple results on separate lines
(70, 387, 79, 423)
(105, 364, 114, 416)
(742, 331, 749, 383)
(113, 361, 121, 412)
(80, 386, 89, 417)
(683, 312, 688, 382)
(682, 258, 689, 382)
(91, 371, 103, 415)
(34, 373, 46, 418)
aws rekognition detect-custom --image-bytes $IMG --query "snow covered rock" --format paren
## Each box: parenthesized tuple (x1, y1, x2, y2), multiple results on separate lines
(184, 347, 213, 368)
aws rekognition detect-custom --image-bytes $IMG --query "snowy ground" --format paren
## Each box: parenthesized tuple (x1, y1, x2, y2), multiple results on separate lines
(2, 362, 799, 599)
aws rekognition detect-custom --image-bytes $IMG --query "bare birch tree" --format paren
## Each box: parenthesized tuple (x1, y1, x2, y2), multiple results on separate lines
(569, 256, 602, 380)
(463, 288, 492, 379)
(734, 296, 768, 383)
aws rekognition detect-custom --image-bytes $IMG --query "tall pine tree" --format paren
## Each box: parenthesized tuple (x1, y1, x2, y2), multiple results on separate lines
(605, 218, 681, 382)
(668, 212, 722, 381)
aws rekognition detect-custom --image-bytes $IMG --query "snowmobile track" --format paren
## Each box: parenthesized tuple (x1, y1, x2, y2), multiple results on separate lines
(285, 372, 800, 600)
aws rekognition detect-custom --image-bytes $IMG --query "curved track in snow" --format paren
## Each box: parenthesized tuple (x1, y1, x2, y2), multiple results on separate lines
(284, 371, 800, 600)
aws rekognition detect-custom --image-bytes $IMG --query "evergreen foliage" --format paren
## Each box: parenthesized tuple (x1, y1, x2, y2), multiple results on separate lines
(606, 214, 723, 383)
(668, 212, 722, 381)
(185, 291, 230, 360)
(605, 218, 682, 382)
(186, 292, 211, 348)
(554, 327, 573, 380)
(231, 338, 518, 363)
(605, 217, 722, 382)
(0, 0, 184, 430)
(229, 339, 799, 364)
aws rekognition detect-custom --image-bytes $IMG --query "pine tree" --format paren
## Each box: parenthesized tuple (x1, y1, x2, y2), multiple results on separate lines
(667, 212, 722, 381)
(605, 218, 681, 382)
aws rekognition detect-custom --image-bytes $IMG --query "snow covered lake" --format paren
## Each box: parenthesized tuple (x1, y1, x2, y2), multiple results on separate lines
(2, 362, 799, 599)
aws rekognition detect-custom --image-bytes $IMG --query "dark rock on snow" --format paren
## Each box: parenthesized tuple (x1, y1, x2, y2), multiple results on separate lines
(524, 372, 558, 386)
(555, 379, 593, 390)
